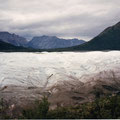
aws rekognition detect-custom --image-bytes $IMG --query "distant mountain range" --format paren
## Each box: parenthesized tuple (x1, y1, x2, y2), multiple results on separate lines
(62, 21, 120, 51)
(0, 32, 85, 50)
(28, 36, 85, 49)
(0, 21, 120, 51)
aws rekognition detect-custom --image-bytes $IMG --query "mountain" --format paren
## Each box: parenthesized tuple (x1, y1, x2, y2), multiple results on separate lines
(28, 35, 85, 49)
(0, 32, 28, 47)
(0, 39, 26, 51)
(62, 21, 120, 51)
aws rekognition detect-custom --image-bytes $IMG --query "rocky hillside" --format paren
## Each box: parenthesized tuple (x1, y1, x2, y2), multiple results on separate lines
(61, 21, 120, 51)
(0, 40, 26, 51)
(0, 32, 28, 47)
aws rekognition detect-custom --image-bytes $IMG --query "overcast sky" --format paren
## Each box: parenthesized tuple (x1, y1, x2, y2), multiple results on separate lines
(0, 0, 120, 41)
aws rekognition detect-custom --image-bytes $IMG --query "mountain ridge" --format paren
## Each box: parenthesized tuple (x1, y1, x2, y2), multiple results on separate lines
(28, 35, 85, 49)
(0, 21, 120, 51)
(0, 39, 26, 51)
(61, 21, 120, 51)
(0, 32, 28, 47)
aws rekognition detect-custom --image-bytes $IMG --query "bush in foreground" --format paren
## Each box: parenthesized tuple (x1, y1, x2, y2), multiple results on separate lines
(1, 95, 120, 119)
(0, 98, 9, 119)
(22, 95, 120, 119)
(22, 96, 50, 119)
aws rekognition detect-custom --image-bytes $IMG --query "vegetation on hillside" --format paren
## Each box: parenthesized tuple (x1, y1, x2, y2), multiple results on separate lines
(22, 95, 120, 119)
(1, 94, 120, 119)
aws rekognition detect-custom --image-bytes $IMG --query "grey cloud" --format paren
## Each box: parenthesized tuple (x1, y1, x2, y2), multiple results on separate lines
(0, 0, 120, 41)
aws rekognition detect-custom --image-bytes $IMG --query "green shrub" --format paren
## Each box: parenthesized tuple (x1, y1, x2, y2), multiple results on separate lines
(22, 96, 50, 119)
(21, 95, 120, 119)
(0, 98, 9, 119)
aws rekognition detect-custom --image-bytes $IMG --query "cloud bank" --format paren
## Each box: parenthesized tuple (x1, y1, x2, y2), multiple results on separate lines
(0, 0, 120, 40)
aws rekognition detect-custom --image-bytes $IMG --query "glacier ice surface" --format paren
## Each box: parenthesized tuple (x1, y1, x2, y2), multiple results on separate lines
(0, 51, 120, 88)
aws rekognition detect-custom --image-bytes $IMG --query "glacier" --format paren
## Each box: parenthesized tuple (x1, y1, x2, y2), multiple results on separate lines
(0, 51, 120, 88)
